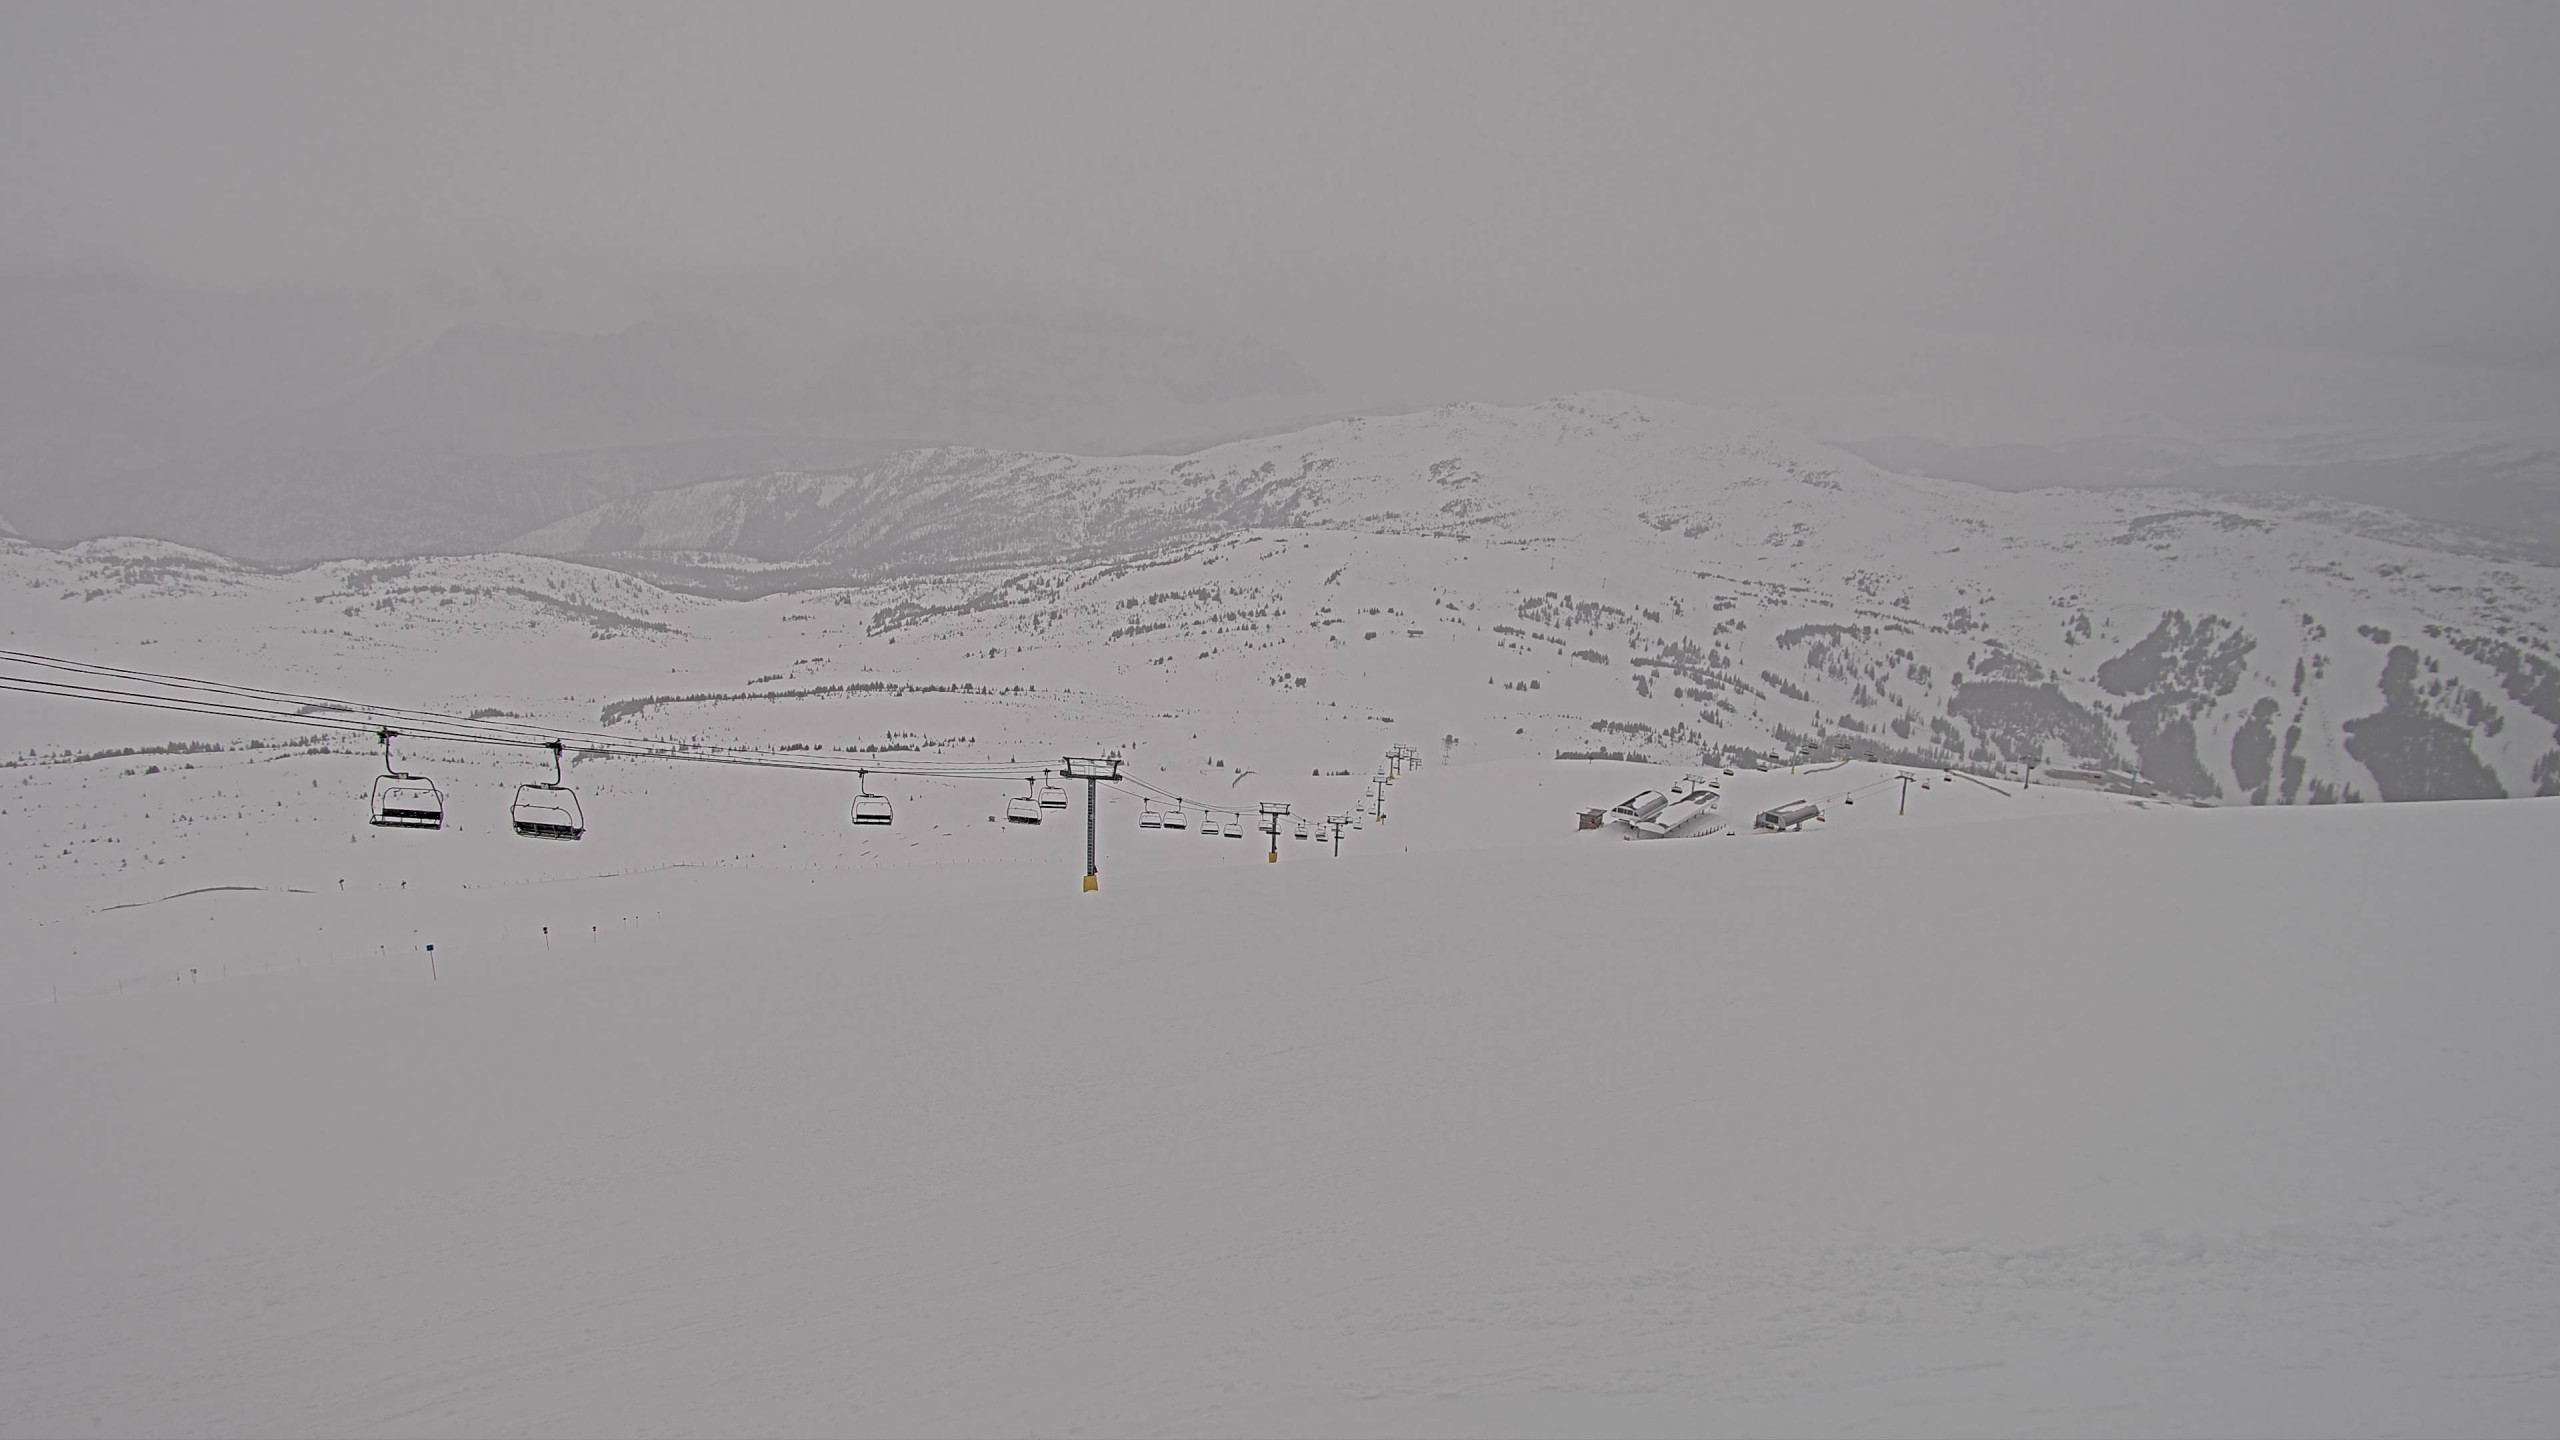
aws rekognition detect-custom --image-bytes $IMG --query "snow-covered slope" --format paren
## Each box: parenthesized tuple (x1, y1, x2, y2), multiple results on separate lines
(498, 394, 2560, 803)
(4, 773, 2555, 1436)
(8, 405, 2560, 1430)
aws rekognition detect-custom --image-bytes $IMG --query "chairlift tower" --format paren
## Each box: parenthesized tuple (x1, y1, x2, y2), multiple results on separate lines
(1326, 813, 1350, 856)
(1258, 802, 1290, 863)
(1061, 754, 1123, 891)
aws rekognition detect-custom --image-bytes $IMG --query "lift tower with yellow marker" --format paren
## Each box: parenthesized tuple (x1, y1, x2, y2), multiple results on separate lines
(1062, 754, 1123, 891)
(1258, 801, 1290, 862)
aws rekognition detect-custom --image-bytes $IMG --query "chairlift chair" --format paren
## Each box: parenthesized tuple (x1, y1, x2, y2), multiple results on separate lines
(1161, 805, 1189, 831)
(1139, 803, 1163, 829)
(367, 729, 445, 830)
(1225, 815, 1247, 838)
(851, 770, 894, 826)
(1006, 777, 1043, 825)
(1038, 771, 1069, 809)
(511, 740, 586, 841)
(1293, 817, 1309, 839)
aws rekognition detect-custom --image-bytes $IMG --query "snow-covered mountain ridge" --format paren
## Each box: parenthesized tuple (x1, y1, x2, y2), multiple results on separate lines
(9, 403, 2559, 1434)
(509, 392, 2560, 801)
(8, 393, 2557, 805)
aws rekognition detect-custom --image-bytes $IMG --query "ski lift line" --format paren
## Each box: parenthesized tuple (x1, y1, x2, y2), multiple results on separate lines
(8, 649, 1427, 830)
(0, 675, 1016, 778)
(0, 675, 557, 750)
(1111, 773, 1191, 800)
(0, 649, 1043, 779)
(0, 677, 1075, 829)
(0, 660, 1045, 781)
(28, 660, 1024, 776)
(0, 651, 580, 752)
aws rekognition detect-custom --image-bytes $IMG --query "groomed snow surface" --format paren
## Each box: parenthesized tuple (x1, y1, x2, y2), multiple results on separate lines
(4, 758, 2557, 1437)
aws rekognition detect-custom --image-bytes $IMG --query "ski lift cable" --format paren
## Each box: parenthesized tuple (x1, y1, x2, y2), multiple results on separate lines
(0, 674, 944, 775)
(0, 675, 553, 750)
(0, 650, 572, 751)
(0, 651, 1050, 782)
(7, 650, 1400, 822)
(0, 649, 1045, 776)
(0, 677, 1050, 798)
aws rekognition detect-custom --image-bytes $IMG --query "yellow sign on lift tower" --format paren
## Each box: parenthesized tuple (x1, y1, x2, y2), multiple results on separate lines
(1061, 754, 1124, 891)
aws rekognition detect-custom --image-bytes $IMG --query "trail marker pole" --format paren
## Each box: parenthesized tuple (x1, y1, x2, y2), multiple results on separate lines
(1062, 754, 1123, 891)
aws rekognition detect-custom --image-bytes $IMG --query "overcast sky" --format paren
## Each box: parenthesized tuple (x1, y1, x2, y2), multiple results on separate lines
(5, 3, 2556, 392)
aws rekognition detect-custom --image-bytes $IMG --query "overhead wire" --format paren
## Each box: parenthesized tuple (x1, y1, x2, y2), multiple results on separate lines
(0, 674, 548, 750)
(1, 648, 1073, 784)
(0, 645, 1037, 772)
(7, 648, 1422, 845)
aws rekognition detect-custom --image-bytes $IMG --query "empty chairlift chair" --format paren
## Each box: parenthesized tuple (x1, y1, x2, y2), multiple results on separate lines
(1139, 803, 1163, 830)
(851, 770, 894, 827)
(1293, 817, 1309, 840)
(511, 740, 587, 841)
(1224, 813, 1246, 839)
(1006, 777, 1044, 825)
(1038, 773, 1069, 810)
(367, 729, 445, 831)
(1161, 804, 1189, 831)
